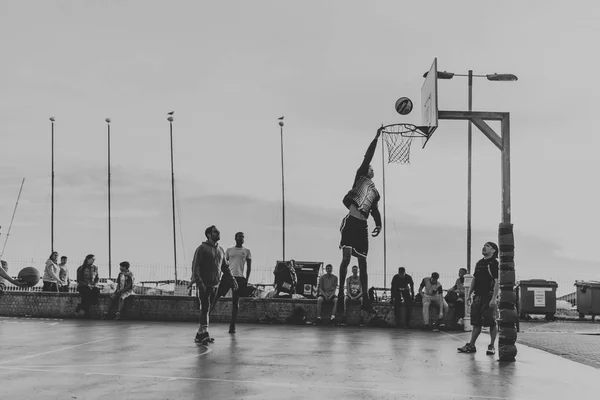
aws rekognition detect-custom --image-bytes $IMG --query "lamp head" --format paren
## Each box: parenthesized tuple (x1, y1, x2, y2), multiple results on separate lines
(105, 118, 111, 124)
(49, 117, 55, 122)
(486, 73, 518, 81)
(167, 116, 174, 122)
(278, 121, 284, 127)
(423, 71, 454, 79)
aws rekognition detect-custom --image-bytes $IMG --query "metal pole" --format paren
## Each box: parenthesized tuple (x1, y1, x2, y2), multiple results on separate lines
(169, 117, 178, 284)
(380, 134, 387, 288)
(106, 119, 112, 279)
(501, 114, 511, 223)
(279, 121, 286, 262)
(51, 120, 55, 253)
(1, 178, 25, 259)
(467, 70, 473, 273)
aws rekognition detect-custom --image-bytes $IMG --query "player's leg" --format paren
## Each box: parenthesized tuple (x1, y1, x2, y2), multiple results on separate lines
(358, 257, 376, 314)
(402, 290, 413, 328)
(337, 248, 351, 298)
(316, 295, 324, 324)
(211, 279, 231, 314)
(422, 296, 432, 328)
(230, 277, 246, 333)
(195, 287, 211, 343)
(331, 296, 338, 323)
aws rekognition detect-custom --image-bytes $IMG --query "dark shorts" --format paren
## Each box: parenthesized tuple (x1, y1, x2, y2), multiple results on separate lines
(318, 295, 338, 303)
(471, 294, 497, 328)
(339, 214, 368, 258)
(217, 276, 248, 298)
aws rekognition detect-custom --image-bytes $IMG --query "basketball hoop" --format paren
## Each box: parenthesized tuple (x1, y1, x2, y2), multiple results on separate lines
(379, 124, 434, 164)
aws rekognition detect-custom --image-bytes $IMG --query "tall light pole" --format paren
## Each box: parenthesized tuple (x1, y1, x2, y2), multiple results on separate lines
(278, 117, 286, 262)
(105, 118, 112, 279)
(49, 117, 55, 252)
(167, 114, 178, 284)
(424, 70, 517, 273)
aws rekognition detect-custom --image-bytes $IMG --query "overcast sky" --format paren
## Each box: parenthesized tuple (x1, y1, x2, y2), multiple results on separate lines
(1, 0, 598, 292)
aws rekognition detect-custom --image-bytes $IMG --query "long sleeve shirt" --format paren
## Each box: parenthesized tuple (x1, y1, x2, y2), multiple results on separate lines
(191, 241, 235, 287)
(42, 259, 61, 284)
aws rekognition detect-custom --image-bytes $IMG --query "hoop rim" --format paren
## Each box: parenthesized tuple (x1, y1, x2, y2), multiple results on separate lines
(378, 123, 435, 138)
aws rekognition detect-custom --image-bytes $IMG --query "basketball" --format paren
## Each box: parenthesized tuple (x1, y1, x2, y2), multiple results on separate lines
(18, 267, 40, 287)
(395, 97, 413, 115)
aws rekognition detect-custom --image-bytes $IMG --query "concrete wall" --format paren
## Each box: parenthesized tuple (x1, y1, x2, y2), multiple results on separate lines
(0, 292, 459, 329)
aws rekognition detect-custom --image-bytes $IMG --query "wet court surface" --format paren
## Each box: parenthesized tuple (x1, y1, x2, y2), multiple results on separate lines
(0, 317, 599, 399)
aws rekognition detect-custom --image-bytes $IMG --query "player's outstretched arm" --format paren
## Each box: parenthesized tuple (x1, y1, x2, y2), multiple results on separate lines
(0, 268, 26, 286)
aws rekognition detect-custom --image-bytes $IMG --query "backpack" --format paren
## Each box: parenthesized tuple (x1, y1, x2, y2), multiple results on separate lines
(274, 263, 296, 295)
(368, 287, 379, 303)
(285, 306, 307, 325)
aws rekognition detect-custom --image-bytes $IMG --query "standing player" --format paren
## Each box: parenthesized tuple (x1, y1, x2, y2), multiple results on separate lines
(458, 242, 500, 355)
(191, 225, 238, 345)
(214, 232, 252, 334)
(337, 130, 382, 315)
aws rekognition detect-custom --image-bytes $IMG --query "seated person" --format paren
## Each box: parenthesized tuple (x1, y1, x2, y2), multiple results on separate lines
(447, 268, 467, 325)
(418, 272, 449, 330)
(103, 261, 134, 320)
(315, 264, 338, 325)
(390, 267, 415, 328)
(273, 259, 297, 298)
(343, 265, 365, 325)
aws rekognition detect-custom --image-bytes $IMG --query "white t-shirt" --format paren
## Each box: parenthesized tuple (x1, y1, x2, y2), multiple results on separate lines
(225, 246, 251, 278)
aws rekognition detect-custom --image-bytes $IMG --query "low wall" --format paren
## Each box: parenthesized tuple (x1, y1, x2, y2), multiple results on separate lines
(0, 292, 460, 329)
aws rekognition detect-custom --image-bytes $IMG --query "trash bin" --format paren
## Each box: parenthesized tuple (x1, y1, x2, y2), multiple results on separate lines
(518, 279, 558, 321)
(294, 261, 323, 299)
(574, 281, 600, 320)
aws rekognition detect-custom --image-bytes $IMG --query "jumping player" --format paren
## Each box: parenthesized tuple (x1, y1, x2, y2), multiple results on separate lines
(337, 130, 382, 315)
(191, 225, 238, 345)
(213, 232, 252, 334)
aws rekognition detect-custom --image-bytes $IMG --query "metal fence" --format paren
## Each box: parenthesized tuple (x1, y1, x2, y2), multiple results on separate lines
(0, 259, 584, 298)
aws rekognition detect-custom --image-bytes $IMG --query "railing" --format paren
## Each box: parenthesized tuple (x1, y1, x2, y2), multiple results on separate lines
(0, 259, 587, 298)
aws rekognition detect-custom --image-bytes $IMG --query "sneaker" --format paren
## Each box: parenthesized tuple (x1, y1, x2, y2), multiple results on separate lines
(486, 345, 496, 355)
(458, 343, 477, 353)
(229, 324, 236, 334)
(101, 311, 108, 320)
(360, 304, 378, 315)
(194, 332, 210, 344)
(114, 312, 121, 320)
(314, 317, 323, 326)
(457, 318, 464, 326)
(339, 316, 347, 326)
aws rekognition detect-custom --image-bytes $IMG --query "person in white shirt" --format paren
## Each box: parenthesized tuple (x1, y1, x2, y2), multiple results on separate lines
(42, 251, 62, 292)
(214, 232, 252, 334)
(418, 272, 449, 331)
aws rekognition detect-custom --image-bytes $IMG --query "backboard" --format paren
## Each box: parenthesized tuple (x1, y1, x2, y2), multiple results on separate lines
(421, 58, 439, 140)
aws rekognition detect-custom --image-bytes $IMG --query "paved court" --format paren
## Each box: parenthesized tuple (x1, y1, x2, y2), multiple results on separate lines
(0, 317, 598, 399)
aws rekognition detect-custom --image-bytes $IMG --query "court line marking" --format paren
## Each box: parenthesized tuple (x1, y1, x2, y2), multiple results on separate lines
(0, 365, 512, 399)
(11, 346, 212, 368)
(0, 338, 115, 365)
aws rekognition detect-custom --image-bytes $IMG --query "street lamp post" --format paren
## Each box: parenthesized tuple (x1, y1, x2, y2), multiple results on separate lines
(278, 118, 286, 262)
(425, 70, 517, 273)
(49, 117, 55, 253)
(167, 115, 178, 285)
(105, 118, 112, 279)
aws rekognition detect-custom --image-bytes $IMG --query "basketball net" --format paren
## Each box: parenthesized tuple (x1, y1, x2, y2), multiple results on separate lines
(379, 124, 431, 164)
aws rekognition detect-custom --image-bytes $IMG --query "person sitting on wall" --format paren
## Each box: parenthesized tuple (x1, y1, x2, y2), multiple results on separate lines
(75, 254, 100, 318)
(315, 264, 338, 325)
(342, 265, 365, 326)
(418, 272, 449, 331)
(447, 268, 467, 326)
(103, 261, 134, 320)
